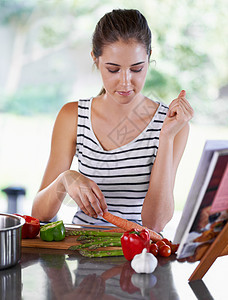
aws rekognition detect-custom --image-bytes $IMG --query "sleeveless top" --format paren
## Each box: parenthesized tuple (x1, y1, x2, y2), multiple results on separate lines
(73, 98, 169, 225)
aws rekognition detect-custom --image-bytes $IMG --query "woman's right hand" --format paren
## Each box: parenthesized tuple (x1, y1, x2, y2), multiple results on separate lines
(161, 90, 194, 140)
(61, 170, 107, 218)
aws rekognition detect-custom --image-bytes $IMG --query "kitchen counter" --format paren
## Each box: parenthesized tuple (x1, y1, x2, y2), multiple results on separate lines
(0, 243, 227, 300)
(1, 211, 227, 300)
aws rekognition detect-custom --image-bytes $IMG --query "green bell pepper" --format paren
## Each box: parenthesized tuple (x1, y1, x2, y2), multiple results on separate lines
(40, 220, 66, 242)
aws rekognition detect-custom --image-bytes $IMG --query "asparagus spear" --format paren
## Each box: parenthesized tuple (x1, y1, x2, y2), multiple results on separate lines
(77, 235, 91, 241)
(68, 238, 121, 250)
(77, 235, 118, 242)
(79, 249, 124, 258)
(69, 244, 92, 250)
(89, 240, 121, 249)
(79, 236, 120, 243)
(67, 230, 123, 237)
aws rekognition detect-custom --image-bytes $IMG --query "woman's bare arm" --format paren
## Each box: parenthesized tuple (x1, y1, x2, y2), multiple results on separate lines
(142, 91, 194, 231)
(32, 102, 78, 221)
(32, 101, 107, 221)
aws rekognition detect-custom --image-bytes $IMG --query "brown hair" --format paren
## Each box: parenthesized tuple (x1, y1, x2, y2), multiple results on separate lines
(92, 9, 152, 95)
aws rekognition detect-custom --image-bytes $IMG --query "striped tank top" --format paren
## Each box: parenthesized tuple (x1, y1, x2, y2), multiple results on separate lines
(73, 98, 168, 225)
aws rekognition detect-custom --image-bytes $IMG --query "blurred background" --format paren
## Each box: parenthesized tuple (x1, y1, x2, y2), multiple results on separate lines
(0, 0, 228, 223)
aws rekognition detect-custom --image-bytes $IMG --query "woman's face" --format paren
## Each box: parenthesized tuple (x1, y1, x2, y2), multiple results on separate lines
(94, 39, 149, 104)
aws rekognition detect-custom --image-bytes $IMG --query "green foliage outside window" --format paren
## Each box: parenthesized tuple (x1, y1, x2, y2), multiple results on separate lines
(0, 0, 227, 124)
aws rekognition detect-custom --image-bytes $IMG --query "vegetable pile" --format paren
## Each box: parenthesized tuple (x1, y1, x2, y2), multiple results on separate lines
(15, 211, 179, 263)
(67, 212, 179, 259)
(67, 228, 179, 259)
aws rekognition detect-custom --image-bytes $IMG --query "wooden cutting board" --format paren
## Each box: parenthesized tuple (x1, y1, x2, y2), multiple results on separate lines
(21, 225, 122, 251)
(22, 235, 84, 250)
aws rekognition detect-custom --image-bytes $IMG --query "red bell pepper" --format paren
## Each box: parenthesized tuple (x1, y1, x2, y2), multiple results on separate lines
(121, 228, 150, 261)
(15, 214, 40, 239)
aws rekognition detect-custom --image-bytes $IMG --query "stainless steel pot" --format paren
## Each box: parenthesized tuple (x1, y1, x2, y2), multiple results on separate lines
(0, 213, 25, 270)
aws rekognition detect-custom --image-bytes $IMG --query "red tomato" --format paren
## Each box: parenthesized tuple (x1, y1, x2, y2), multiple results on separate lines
(170, 243, 179, 254)
(161, 238, 172, 246)
(149, 243, 159, 256)
(159, 244, 171, 257)
(156, 240, 166, 249)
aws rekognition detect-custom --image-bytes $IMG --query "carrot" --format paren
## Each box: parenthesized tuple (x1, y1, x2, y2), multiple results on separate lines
(102, 211, 162, 242)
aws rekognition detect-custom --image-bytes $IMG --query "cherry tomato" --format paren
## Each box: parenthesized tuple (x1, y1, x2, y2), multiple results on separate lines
(159, 244, 171, 257)
(156, 240, 166, 249)
(161, 238, 172, 246)
(170, 243, 179, 254)
(149, 243, 158, 256)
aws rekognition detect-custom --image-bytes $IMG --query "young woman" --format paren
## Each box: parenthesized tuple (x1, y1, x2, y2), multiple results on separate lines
(32, 9, 194, 232)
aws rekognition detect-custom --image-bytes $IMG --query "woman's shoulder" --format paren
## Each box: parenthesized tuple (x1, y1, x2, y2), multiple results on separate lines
(58, 100, 83, 120)
(54, 101, 79, 134)
(62, 98, 92, 112)
(57, 98, 93, 122)
(60, 101, 78, 114)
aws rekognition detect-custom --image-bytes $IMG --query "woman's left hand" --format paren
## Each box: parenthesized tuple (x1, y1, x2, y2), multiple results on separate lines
(161, 90, 194, 139)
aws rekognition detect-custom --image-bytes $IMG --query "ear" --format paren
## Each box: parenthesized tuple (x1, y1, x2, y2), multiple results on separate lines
(91, 51, 98, 66)
(91, 51, 95, 61)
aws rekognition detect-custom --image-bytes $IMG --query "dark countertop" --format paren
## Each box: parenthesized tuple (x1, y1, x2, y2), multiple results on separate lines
(1, 246, 227, 300)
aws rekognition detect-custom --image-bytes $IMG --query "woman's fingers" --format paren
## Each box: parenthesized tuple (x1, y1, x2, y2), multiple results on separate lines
(75, 196, 93, 216)
(180, 99, 194, 120)
(178, 89, 186, 98)
(78, 186, 105, 217)
(168, 91, 193, 121)
(168, 90, 187, 116)
(86, 190, 103, 217)
(92, 184, 108, 214)
(63, 171, 106, 218)
(163, 90, 194, 137)
(168, 101, 192, 122)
